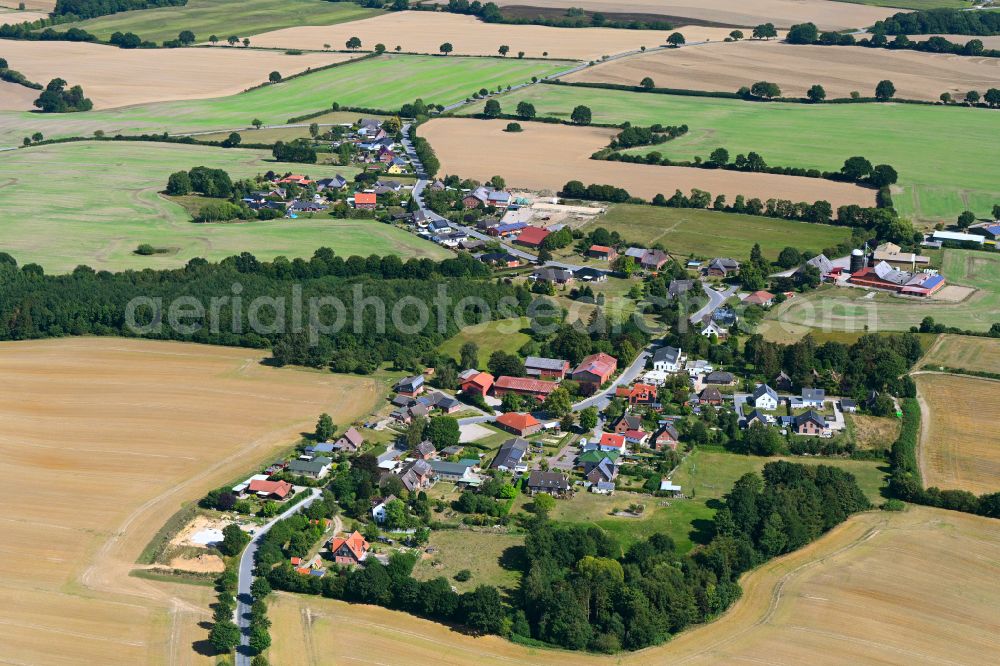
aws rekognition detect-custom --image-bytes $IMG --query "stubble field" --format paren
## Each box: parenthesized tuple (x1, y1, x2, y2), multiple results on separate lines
(0, 141, 447, 273)
(0, 7, 48, 23)
(0, 54, 567, 147)
(915, 372, 1000, 495)
(0, 39, 356, 110)
(567, 39, 1000, 102)
(489, 0, 895, 30)
(767, 249, 1000, 334)
(0, 338, 385, 666)
(473, 85, 1000, 222)
(420, 118, 875, 207)
(251, 11, 666, 60)
(267, 505, 1000, 665)
(68, 0, 383, 44)
(918, 334, 1000, 374)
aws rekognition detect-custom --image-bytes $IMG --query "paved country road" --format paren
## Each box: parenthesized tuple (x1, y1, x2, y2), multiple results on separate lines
(689, 282, 738, 325)
(235, 487, 322, 665)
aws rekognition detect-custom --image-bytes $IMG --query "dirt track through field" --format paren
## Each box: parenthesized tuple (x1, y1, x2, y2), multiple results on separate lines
(0, 338, 383, 665)
(0, 39, 357, 109)
(491, 0, 895, 30)
(419, 118, 875, 207)
(268, 505, 1000, 665)
(568, 39, 1000, 102)
(249, 11, 728, 60)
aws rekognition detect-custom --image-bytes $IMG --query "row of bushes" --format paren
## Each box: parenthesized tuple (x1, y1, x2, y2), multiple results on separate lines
(788, 21, 1000, 61)
(408, 125, 439, 176)
(888, 398, 1000, 517)
(598, 150, 897, 188)
(0, 66, 42, 90)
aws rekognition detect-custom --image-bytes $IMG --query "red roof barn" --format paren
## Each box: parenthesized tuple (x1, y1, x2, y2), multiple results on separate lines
(514, 226, 551, 248)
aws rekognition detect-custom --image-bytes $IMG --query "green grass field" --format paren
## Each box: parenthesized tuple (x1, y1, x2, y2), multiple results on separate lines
(411, 530, 524, 593)
(470, 86, 1000, 223)
(0, 55, 569, 147)
(544, 449, 885, 553)
(437, 317, 532, 367)
(591, 204, 852, 260)
(67, 0, 383, 43)
(0, 141, 448, 273)
(767, 249, 1000, 334)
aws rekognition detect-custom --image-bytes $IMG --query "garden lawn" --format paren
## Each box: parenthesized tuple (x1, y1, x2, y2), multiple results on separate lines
(68, 0, 383, 43)
(410, 530, 523, 593)
(591, 204, 852, 260)
(437, 317, 532, 367)
(548, 450, 885, 553)
(471, 86, 1000, 222)
(767, 249, 1000, 333)
(0, 141, 448, 273)
(0, 54, 569, 147)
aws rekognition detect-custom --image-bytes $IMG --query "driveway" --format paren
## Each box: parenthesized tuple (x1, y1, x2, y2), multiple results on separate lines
(689, 282, 737, 325)
(235, 488, 322, 665)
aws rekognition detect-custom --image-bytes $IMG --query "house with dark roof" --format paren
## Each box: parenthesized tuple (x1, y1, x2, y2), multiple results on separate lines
(653, 423, 679, 451)
(526, 471, 570, 497)
(704, 371, 735, 385)
(429, 459, 480, 484)
(706, 258, 740, 277)
(395, 374, 425, 397)
(574, 266, 607, 282)
(668, 279, 695, 299)
(585, 455, 618, 485)
(652, 346, 683, 372)
(792, 388, 826, 408)
(399, 459, 435, 491)
(774, 371, 793, 391)
(751, 384, 779, 411)
(793, 410, 829, 436)
(415, 441, 436, 460)
(525, 356, 570, 380)
(491, 438, 530, 473)
(288, 456, 332, 479)
(531, 267, 574, 285)
(698, 386, 724, 405)
(640, 249, 669, 271)
(613, 414, 643, 435)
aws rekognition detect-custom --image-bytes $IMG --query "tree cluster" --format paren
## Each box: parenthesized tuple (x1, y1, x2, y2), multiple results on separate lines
(874, 8, 1000, 36)
(33, 78, 92, 113)
(53, 0, 185, 19)
(272, 138, 318, 163)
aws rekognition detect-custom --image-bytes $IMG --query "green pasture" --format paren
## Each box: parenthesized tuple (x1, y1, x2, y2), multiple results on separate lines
(0, 55, 569, 147)
(766, 249, 1000, 333)
(437, 317, 532, 367)
(592, 204, 852, 260)
(470, 86, 1000, 223)
(0, 141, 447, 273)
(547, 449, 885, 553)
(66, 0, 382, 43)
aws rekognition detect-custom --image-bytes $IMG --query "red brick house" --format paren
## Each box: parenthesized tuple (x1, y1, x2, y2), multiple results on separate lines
(794, 411, 829, 436)
(459, 370, 494, 397)
(514, 226, 551, 249)
(329, 531, 369, 565)
(653, 423, 679, 451)
(493, 376, 557, 402)
(495, 412, 542, 437)
(613, 414, 642, 435)
(615, 382, 657, 405)
(354, 192, 377, 210)
(462, 194, 483, 209)
(572, 353, 618, 394)
(588, 245, 617, 261)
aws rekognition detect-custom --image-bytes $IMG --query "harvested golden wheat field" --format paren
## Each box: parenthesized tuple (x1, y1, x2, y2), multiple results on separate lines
(0, 338, 383, 665)
(419, 118, 875, 207)
(0, 8, 48, 24)
(915, 372, 1000, 495)
(268, 506, 1000, 665)
(490, 0, 894, 30)
(251, 11, 670, 60)
(568, 40, 1000, 102)
(0, 39, 357, 109)
(919, 334, 1000, 374)
(0, 79, 40, 111)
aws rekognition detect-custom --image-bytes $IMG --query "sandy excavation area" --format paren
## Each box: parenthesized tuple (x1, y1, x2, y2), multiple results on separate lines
(0, 338, 383, 665)
(268, 506, 1000, 666)
(490, 0, 894, 30)
(0, 39, 357, 109)
(568, 39, 1000, 101)
(250, 11, 689, 60)
(420, 118, 874, 208)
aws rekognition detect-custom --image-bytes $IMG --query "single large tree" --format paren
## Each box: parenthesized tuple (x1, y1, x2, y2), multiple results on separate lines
(515, 101, 536, 119)
(440, 42, 453, 55)
(667, 32, 685, 47)
(570, 104, 592, 125)
(315, 413, 335, 441)
(483, 99, 502, 118)
(807, 84, 826, 102)
(875, 79, 895, 101)
(498, 45, 509, 56)
(459, 341, 479, 369)
(346, 36, 362, 50)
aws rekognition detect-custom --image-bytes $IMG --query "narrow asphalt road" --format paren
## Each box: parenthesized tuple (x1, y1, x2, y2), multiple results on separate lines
(235, 487, 322, 665)
(689, 283, 737, 325)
